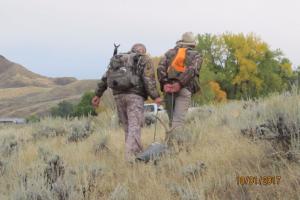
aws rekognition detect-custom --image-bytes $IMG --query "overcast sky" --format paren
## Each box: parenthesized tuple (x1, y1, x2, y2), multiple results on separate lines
(0, 0, 299, 79)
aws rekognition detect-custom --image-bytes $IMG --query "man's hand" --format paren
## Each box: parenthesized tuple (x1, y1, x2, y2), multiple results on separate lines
(91, 96, 100, 108)
(154, 97, 163, 105)
(163, 84, 173, 93)
(170, 82, 181, 93)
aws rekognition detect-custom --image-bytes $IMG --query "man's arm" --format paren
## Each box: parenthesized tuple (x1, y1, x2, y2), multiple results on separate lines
(95, 72, 108, 97)
(157, 54, 170, 89)
(177, 52, 202, 87)
(142, 57, 160, 100)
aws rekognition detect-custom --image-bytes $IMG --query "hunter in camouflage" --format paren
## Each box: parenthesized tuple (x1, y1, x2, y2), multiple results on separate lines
(92, 43, 162, 161)
(114, 94, 144, 158)
(157, 32, 202, 131)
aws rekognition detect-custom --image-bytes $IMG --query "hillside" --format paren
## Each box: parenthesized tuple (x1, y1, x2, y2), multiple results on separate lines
(0, 55, 98, 117)
(0, 55, 77, 88)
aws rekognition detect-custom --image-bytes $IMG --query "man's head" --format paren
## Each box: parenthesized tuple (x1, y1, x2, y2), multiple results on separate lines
(131, 43, 147, 54)
(176, 32, 196, 47)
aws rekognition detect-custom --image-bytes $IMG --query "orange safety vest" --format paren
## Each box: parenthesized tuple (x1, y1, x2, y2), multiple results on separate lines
(168, 48, 187, 73)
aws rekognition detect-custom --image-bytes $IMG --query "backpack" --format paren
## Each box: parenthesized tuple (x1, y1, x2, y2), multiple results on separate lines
(107, 52, 142, 90)
(167, 48, 201, 94)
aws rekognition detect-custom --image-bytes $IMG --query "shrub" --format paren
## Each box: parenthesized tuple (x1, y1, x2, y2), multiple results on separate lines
(0, 135, 18, 157)
(0, 160, 7, 176)
(33, 126, 67, 140)
(51, 101, 75, 118)
(109, 184, 129, 200)
(72, 91, 97, 117)
(26, 115, 40, 123)
(192, 83, 216, 105)
(67, 120, 94, 142)
(93, 135, 110, 154)
(44, 154, 65, 188)
(50, 91, 97, 118)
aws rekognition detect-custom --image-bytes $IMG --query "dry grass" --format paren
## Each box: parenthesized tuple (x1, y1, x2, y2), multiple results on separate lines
(0, 93, 299, 200)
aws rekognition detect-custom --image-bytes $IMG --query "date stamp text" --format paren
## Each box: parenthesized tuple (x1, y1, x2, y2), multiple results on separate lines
(236, 176, 281, 185)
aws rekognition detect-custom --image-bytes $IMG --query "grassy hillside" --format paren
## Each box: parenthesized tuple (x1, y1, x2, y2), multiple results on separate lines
(0, 55, 99, 117)
(0, 80, 98, 117)
(0, 92, 299, 199)
(0, 55, 77, 88)
(0, 87, 51, 101)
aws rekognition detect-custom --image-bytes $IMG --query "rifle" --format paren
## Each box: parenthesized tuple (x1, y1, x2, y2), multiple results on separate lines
(113, 43, 120, 56)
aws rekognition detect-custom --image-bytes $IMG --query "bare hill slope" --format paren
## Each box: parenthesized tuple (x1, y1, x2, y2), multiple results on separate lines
(0, 55, 98, 117)
(0, 55, 77, 88)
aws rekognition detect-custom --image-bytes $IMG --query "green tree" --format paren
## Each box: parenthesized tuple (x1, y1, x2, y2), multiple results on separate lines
(196, 33, 294, 101)
(26, 115, 40, 123)
(50, 91, 97, 118)
(72, 91, 97, 117)
(50, 101, 75, 118)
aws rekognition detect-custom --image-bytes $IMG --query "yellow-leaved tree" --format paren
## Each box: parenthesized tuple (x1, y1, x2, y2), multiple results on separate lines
(223, 33, 268, 98)
(196, 33, 294, 102)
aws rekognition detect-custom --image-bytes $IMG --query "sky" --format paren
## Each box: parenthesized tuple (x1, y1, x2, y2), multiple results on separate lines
(0, 0, 299, 79)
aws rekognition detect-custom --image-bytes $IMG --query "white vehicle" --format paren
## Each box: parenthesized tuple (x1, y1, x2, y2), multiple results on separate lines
(0, 118, 26, 124)
(144, 103, 166, 125)
(143, 103, 213, 126)
(144, 103, 164, 115)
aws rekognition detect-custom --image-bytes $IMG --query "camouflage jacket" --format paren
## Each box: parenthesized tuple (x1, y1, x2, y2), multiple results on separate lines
(95, 55, 160, 100)
(157, 44, 202, 93)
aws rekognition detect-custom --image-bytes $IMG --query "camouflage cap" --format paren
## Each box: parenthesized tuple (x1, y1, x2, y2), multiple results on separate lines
(176, 32, 196, 47)
(131, 43, 147, 54)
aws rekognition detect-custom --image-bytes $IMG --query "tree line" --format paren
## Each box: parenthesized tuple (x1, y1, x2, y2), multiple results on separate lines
(50, 91, 97, 118)
(50, 32, 298, 118)
(194, 33, 297, 104)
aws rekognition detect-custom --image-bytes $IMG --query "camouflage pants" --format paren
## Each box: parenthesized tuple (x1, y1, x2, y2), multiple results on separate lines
(114, 94, 144, 160)
(165, 88, 191, 129)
